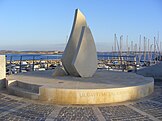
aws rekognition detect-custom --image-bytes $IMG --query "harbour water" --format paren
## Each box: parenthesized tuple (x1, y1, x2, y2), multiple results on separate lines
(5, 52, 158, 62)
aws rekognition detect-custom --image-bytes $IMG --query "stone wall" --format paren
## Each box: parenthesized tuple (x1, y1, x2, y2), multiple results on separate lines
(137, 62, 162, 79)
(0, 55, 6, 89)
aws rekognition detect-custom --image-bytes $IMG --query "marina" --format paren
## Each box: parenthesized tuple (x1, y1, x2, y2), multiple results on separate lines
(4, 31, 162, 74)
(5, 51, 162, 75)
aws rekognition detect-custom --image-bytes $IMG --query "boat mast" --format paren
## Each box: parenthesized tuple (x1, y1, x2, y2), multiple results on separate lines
(144, 37, 146, 62)
(154, 37, 156, 63)
(138, 35, 141, 64)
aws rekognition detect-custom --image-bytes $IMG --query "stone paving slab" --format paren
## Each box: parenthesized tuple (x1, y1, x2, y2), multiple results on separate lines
(131, 101, 162, 120)
(98, 105, 153, 121)
(0, 79, 161, 121)
(54, 107, 98, 121)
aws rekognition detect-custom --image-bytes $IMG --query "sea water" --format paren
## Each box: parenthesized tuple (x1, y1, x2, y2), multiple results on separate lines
(5, 53, 157, 62)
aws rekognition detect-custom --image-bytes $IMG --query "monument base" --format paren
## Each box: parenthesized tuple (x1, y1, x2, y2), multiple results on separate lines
(7, 70, 154, 104)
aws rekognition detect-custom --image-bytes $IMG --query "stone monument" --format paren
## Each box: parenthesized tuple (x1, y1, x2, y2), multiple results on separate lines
(61, 9, 97, 77)
(7, 9, 154, 105)
(0, 55, 6, 89)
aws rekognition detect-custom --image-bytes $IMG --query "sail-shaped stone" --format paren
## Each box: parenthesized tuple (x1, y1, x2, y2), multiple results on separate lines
(72, 26, 97, 77)
(61, 9, 97, 77)
(62, 9, 87, 76)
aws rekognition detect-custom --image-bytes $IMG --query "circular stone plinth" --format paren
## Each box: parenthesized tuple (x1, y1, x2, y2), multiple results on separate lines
(7, 70, 154, 104)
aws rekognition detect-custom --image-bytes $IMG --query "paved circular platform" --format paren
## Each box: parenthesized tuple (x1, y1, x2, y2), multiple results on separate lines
(1, 79, 162, 121)
(7, 70, 154, 104)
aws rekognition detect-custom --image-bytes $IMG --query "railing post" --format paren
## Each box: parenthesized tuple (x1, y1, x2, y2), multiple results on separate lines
(9, 56, 12, 74)
(19, 56, 22, 73)
(135, 64, 137, 73)
(47, 56, 49, 70)
(32, 56, 35, 71)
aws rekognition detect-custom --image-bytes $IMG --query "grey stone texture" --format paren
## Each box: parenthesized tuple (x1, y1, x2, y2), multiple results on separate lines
(52, 66, 68, 77)
(72, 26, 97, 77)
(0, 55, 6, 89)
(137, 62, 162, 79)
(0, 80, 5, 90)
(61, 9, 87, 76)
(61, 9, 97, 77)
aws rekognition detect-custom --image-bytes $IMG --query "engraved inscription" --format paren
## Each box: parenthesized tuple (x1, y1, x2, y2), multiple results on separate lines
(80, 92, 110, 97)
(79, 90, 129, 97)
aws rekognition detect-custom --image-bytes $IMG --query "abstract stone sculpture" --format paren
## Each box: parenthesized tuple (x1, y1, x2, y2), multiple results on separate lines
(61, 9, 97, 77)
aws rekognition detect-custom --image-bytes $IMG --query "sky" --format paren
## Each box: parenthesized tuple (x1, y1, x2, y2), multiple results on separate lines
(0, 0, 162, 51)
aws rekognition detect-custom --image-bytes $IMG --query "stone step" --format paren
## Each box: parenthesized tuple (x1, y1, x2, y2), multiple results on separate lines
(16, 81, 41, 93)
(7, 80, 40, 100)
(8, 84, 39, 100)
